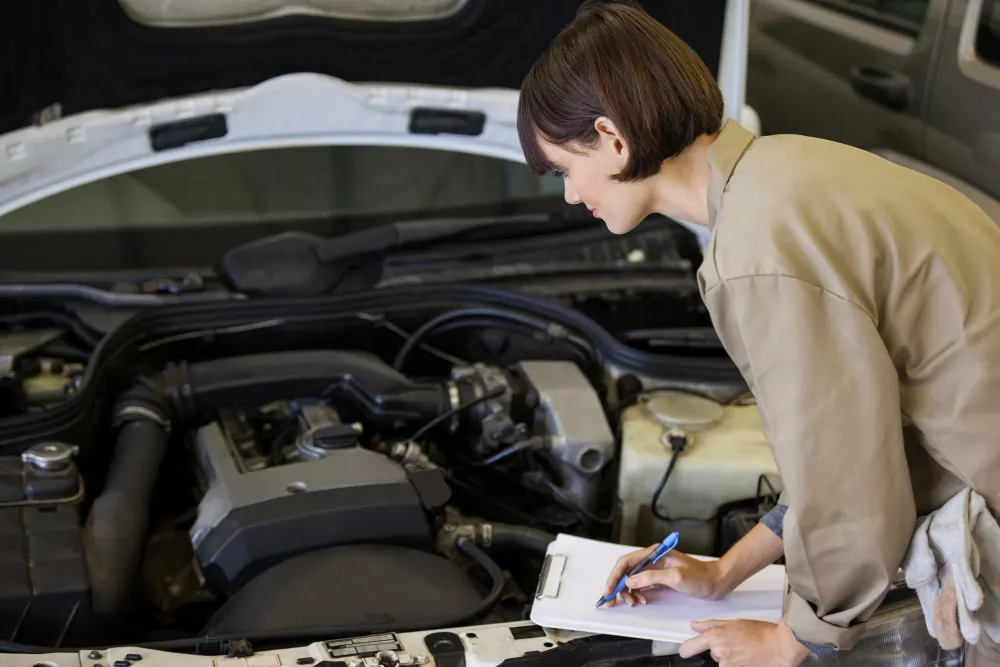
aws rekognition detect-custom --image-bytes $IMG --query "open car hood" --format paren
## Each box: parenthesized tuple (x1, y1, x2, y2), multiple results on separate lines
(0, 0, 752, 228)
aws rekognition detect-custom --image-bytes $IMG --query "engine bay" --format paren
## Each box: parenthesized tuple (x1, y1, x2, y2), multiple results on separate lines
(0, 285, 777, 651)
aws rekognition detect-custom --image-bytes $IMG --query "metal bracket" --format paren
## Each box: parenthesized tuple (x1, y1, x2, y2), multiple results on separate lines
(534, 553, 566, 600)
(0, 328, 62, 376)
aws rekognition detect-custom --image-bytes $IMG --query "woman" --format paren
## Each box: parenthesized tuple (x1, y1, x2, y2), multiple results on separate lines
(516, 2, 1000, 667)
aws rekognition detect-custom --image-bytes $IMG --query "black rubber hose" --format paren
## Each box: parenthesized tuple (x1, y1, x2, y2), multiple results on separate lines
(83, 391, 170, 619)
(484, 523, 555, 558)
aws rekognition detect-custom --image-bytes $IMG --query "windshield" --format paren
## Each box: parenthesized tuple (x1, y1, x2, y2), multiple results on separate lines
(0, 145, 565, 273)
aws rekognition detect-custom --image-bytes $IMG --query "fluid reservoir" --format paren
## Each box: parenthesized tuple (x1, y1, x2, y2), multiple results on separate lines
(617, 390, 781, 556)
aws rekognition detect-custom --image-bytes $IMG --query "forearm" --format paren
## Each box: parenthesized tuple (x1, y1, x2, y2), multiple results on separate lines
(717, 521, 784, 595)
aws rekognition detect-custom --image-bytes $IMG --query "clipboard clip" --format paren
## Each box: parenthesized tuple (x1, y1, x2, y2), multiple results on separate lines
(534, 553, 567, 600)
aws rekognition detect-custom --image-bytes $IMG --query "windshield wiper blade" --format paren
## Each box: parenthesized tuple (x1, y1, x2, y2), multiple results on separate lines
(219, 213, 591, 296)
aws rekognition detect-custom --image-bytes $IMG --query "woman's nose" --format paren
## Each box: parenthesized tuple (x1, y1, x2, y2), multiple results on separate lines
(563, 178, 581, 205)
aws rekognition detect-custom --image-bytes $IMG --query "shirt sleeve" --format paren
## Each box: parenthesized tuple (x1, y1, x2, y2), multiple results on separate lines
(703, 274, 916, 650)
(760, 503, 787, 539)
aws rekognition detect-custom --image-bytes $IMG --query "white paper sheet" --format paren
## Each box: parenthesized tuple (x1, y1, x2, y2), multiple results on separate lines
(529, 534, 786, 644)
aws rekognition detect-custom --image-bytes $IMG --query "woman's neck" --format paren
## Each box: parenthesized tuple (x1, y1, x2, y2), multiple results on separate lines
(648, 132, 718, 227)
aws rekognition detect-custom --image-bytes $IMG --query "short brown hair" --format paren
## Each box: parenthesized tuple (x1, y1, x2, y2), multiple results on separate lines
(517, 0, 725, 182)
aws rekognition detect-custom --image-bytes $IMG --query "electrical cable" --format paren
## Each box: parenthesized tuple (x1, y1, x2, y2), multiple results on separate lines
(392, 307, 596, 371)
(138, 319, 285, 352)
(265, 416, 300, 466)
(408, 385, 505, 444)
(372, 317, 467, 366)
(650, 444, 685, 523)
(648, 431, 718, 525)
(471, 436, 546, 467)
(430, 318, 594, 370)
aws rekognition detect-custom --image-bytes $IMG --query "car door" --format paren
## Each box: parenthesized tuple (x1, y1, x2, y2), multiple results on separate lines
(924, 0, 1000, 201)
(747, 0, 944, 159)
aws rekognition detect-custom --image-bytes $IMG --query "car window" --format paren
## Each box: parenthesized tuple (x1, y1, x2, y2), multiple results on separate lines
(0, 145, 562, 233)
(980, 0, 1000, 68)
(876, 0, 931, 27)
(811, 0, 931, 34)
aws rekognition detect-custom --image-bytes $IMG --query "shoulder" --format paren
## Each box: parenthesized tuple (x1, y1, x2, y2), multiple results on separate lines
(702, 133, 966, 291)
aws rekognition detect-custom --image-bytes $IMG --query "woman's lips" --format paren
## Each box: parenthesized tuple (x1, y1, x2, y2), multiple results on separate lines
(589, 207, 599, 216)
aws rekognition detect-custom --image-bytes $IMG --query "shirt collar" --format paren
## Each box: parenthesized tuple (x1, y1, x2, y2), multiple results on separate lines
(706, 119, 756, 228)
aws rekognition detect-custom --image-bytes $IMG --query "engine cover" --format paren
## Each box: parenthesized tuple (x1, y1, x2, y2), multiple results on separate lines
(190, 404, 445, 592)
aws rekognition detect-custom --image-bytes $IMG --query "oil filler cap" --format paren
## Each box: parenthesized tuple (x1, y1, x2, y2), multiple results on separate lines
(641, 391, 724, 431)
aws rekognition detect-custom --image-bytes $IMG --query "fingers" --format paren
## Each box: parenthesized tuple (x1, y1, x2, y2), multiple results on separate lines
(626, 567, 678, 591)
(655, 552, 688, 568)
(604, 545, 657, 593)
(619, 590, 647, 607)
(690, 619, 725, 632)
(678, 629, 715, 658)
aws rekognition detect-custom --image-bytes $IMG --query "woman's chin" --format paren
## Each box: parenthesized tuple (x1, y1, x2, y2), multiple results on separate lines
(604, 216, 640, 235)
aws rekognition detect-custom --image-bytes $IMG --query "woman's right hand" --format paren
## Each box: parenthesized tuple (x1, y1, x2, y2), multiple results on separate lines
(603, 544, 730, 607)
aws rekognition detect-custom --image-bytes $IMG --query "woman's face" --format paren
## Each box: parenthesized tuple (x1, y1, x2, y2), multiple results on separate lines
(538, 131, 653, 235)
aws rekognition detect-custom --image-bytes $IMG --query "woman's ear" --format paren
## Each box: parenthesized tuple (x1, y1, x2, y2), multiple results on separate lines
(594, 116, 630, 164)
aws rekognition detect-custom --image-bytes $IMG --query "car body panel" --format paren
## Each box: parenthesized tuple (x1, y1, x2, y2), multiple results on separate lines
(748, 0, 1000, 205)
(747, 0, 944, 159)
(925, 0, 1000, 200)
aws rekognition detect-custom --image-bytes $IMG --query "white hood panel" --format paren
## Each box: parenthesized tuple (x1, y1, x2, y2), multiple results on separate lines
(0, 0, 753, 226)
(0, 74, 525, 219)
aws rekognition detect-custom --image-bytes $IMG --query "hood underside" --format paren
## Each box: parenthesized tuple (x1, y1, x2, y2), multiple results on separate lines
(0, 0, 747, 247)
(1, 0, 729, 137)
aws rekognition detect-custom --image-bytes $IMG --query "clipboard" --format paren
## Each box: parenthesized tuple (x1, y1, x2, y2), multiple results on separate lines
(529, 534, 786, 643)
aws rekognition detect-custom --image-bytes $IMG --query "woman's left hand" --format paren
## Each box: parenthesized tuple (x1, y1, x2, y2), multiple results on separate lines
(678, 619, 812, 667)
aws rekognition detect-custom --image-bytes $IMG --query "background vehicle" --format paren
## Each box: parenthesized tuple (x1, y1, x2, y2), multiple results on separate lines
(747, 0, 1000, 220)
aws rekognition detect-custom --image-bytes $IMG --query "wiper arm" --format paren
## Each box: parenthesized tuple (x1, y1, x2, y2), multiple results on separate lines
(219, 213, 590, 296)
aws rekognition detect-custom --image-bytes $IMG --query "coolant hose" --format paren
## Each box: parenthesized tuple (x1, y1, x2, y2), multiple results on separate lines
(481, 523, 555, 558)
(83, 388, 171, 618)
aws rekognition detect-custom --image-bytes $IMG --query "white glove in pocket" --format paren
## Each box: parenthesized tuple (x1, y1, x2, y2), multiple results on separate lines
(903, 488, 1000, 647)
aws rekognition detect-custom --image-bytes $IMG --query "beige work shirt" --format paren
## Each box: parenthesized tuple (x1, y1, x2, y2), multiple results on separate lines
(697, 120, 1000, 650)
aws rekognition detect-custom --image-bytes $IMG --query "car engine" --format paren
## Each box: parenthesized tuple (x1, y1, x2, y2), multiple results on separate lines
(0, 291, 775, 649)
(184, 355, 614, 595)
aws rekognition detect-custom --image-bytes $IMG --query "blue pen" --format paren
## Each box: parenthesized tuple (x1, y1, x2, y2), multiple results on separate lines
(595, 532, 679, 608)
